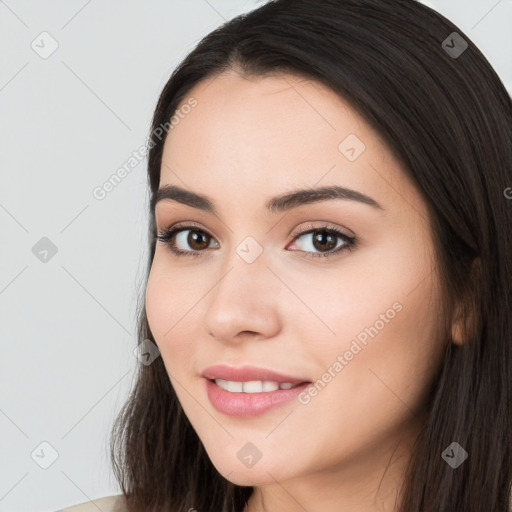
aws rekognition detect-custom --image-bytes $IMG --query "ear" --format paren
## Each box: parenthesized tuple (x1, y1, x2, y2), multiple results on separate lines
(450, 302, 466, 346)
(450, 258, 481, 346)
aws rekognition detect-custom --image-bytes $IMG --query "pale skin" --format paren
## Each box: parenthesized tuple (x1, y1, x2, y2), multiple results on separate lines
(145, 69, 465, 512)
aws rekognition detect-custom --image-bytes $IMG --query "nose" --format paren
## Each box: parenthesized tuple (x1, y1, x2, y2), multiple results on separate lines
(203, 248, 282, 344)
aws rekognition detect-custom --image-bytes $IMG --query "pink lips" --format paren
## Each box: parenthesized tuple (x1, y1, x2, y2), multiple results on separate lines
(201, 364, 312, 417)
(201, 364, 309, 384)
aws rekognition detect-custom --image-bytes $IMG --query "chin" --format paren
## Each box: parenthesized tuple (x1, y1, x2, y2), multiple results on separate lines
(220, 466, 281, 487)
(207, 450, 289, 486)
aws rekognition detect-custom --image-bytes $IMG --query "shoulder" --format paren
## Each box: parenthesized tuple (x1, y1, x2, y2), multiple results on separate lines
(57, 494, 128, 512)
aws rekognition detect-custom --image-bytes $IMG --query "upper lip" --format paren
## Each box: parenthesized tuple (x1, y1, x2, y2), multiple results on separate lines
(201, 364, 311, 384)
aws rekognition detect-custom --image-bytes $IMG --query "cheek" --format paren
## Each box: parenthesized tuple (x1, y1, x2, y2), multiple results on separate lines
(292, 230, 443, 389)
(286, 264, 443, 470)
(283, 244, 433, 352)
(145, 264, 173, 342)
(145, 259, 201, 368)
(326, 254, 442, 413)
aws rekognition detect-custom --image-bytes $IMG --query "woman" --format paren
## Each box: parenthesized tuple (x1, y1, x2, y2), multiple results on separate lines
(61, 0, 512, 510)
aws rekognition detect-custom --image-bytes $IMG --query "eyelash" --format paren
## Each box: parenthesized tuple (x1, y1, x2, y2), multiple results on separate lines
(156, 222, 357, 260)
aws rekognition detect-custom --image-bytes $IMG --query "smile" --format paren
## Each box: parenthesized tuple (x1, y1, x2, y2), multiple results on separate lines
(214, 379, 303, 393)
(204, 378, 311, 417)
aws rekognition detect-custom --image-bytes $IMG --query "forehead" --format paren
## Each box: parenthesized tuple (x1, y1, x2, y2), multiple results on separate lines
(159, 69, 425, 219)
(165, 70, 374, 161)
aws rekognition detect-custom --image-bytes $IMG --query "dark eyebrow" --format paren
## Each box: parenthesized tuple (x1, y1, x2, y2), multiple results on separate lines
(151, 184, 383, 215)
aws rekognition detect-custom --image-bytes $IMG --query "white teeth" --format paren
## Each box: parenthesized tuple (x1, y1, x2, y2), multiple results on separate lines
(226, 380, 243, 392)
(243, 380, 263, 393)
(262, 381, 279, 392)
(214, 379, 300, 393)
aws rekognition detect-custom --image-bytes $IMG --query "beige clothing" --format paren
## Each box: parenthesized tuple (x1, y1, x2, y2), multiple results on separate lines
(57, 494, 127, 512)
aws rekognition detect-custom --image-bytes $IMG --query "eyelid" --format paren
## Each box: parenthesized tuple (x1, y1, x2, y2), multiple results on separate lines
(156, 220, 211, 237)
(156, 220, 357, 259)
(158, 220, 219, 246)
(289, 221, 355, 240)
(157, 220, 352, 240)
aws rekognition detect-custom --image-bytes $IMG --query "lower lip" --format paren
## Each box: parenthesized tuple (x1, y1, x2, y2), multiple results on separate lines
(204, 378, 311, 417)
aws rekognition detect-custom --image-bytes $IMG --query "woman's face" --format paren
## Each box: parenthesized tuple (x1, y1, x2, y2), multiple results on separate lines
(146, 70, 448, 492)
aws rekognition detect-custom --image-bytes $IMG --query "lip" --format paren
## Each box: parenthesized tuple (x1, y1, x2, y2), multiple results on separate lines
(201, 364, 309, 384)
(201, 364, 312, 417)
(204, 378, 311, 417)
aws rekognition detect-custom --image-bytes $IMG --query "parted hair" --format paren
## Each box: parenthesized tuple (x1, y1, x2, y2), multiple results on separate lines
(110, 1, 512, 510)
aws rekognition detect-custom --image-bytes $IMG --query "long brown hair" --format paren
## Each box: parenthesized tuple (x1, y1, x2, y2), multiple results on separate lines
(110, 1, 512, 510)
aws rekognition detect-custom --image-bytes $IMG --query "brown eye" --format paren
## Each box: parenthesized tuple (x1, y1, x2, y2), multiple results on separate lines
(288, 225, 356, 259)
(310, 230, 338, 252)
(156, 223, 356, 260)
(156, 225, 218, 257)
(187, 230, 211, 250)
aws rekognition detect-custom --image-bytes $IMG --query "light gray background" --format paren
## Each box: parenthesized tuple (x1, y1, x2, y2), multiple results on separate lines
(1, 1, 511, 511)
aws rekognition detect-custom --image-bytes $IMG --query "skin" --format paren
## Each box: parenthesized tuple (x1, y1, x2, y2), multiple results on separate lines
(145, 69, 462, 512)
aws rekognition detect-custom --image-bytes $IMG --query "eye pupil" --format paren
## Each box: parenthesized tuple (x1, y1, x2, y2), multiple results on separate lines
(189, 230, 210, 250)
(313, 230, 337, 252)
